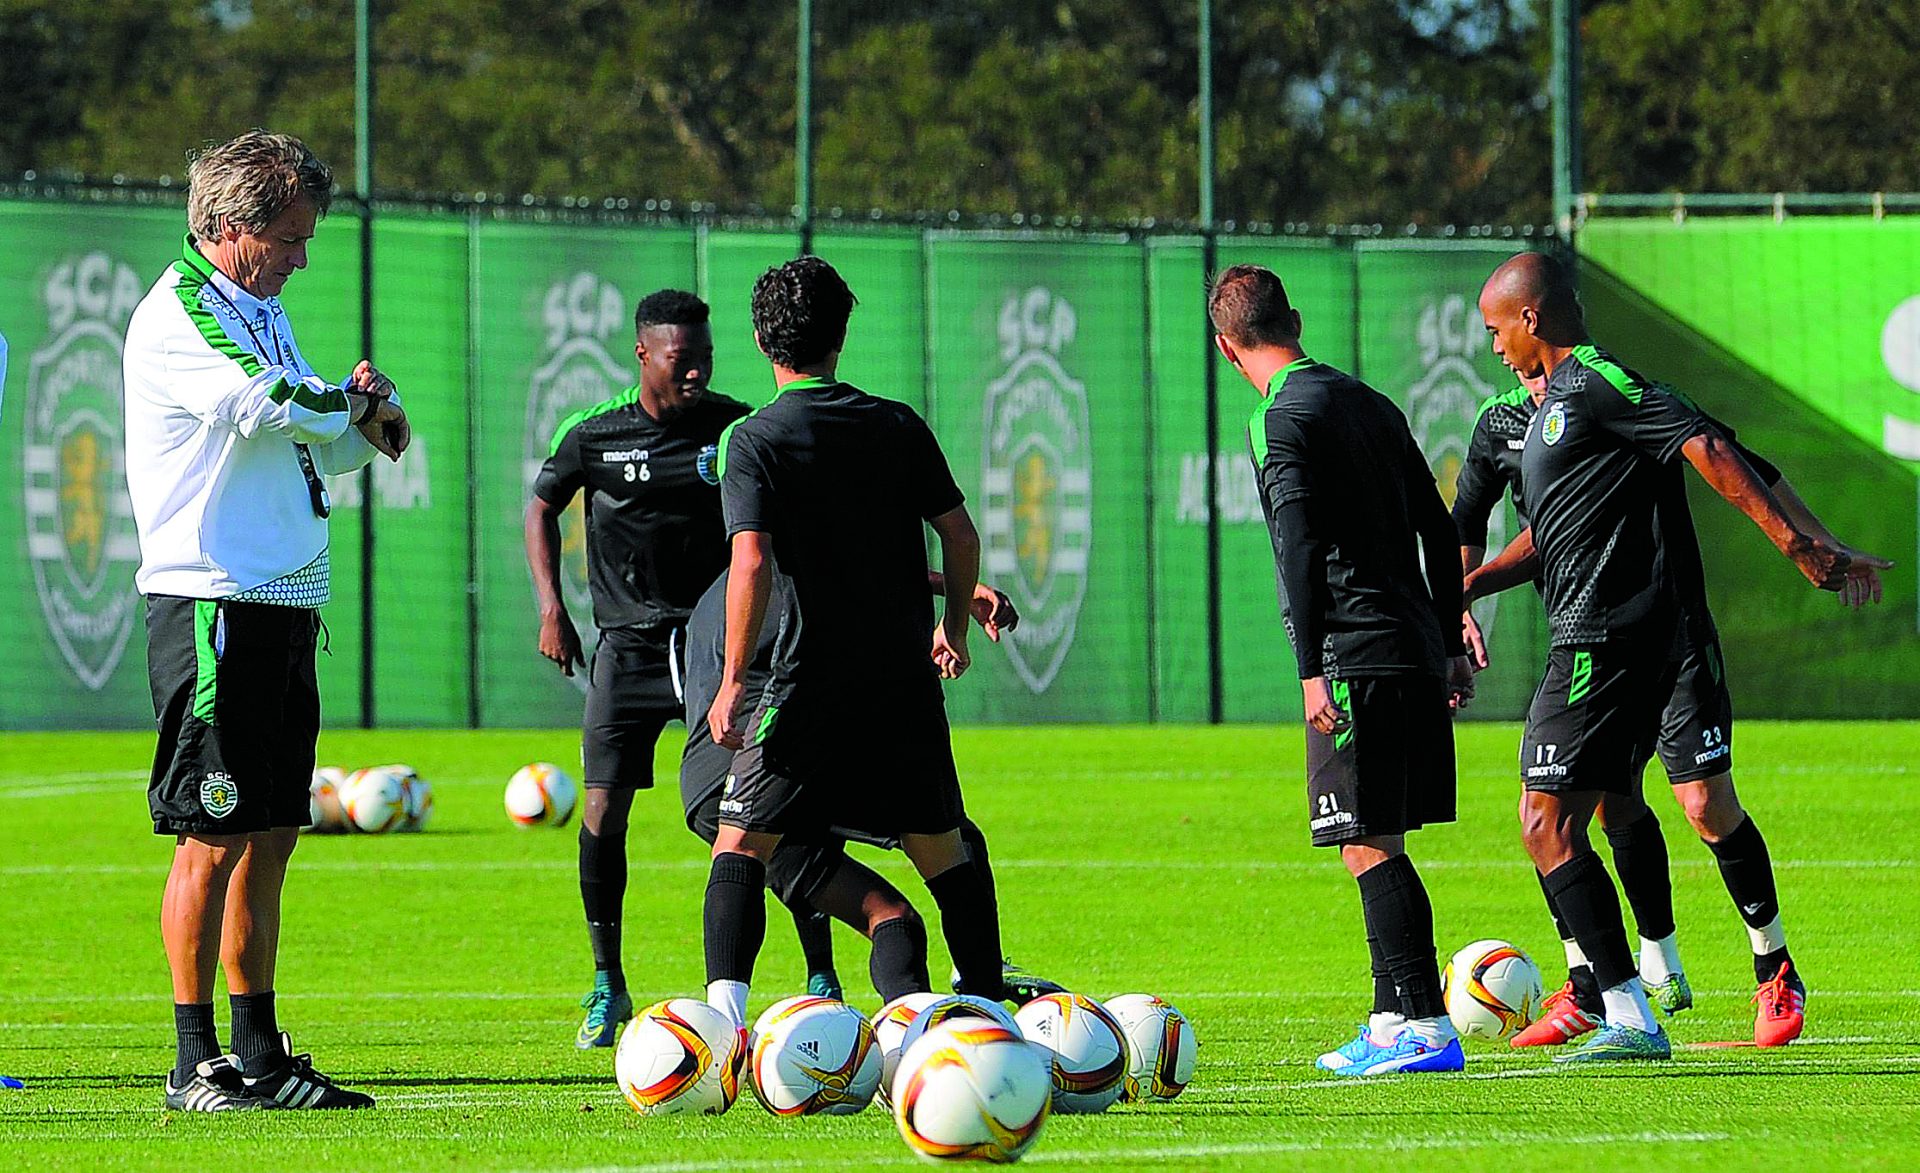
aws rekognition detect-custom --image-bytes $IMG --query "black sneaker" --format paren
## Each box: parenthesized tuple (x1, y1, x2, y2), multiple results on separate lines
(950, 959, 1069, 1006)
(240, 1032, 374, 1109)
(164, 1055, 266, 1111)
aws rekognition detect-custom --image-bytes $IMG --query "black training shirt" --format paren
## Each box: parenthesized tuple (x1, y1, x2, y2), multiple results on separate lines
(534, 386, 750, 632)
(718, 377, 964, 694)
(1248, 358, 1465, 680)
(1521, 345, 1713, 647)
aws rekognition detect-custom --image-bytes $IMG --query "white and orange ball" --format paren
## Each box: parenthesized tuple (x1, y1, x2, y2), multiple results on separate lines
(872, 991, 945, 1110)
(895, 994, 1020, 1064)
(380, 764, 433, 833)
(307, 766, 348, 833)
(615, 998, 744, 1116)
(505, 762, 576, 827)
(1104, 994, 1198, 1102)
(1442, 939, 1544, 1040)
(340, 767, 407, 834)
(1012, 992, 1128, 1113)
(892, 1020, 1050, 1164)
(748, 995, 881, 1116)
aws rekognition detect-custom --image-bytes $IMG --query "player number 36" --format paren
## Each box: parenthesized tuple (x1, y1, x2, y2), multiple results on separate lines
(624, 463, 650, 483)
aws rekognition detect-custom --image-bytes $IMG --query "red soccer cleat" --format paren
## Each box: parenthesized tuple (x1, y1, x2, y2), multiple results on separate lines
(1753, 965, 1805, 1047)
(1510, 981, 1602, 1047)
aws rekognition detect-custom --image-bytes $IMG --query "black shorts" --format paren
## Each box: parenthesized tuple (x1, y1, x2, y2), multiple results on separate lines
(1304, 674, 1456, 847)
(583, 625, 686, 788)
(1643, 636, 1734, 784)
(145, 596, 319, 836)
(1522, 643, 1678, 795)
(721, 688, 964, 840)
(684, 779, 847, 906)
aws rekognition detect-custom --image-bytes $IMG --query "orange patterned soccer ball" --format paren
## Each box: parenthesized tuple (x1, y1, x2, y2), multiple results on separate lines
(748, 995, 881, 1116)
(615, 998, 744, 1116)
(1442, 938, 1544, 1040)
(893, 1021, 1050, 1163)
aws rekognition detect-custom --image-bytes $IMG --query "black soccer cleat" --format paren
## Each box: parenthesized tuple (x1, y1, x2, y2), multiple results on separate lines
(241, 1032, 374, 1109)
(950, 959, 1069, 1006)
(164, 1054, 266, 1112)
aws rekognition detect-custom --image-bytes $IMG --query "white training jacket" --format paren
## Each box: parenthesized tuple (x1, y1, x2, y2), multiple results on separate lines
(123, 237, 383, 599)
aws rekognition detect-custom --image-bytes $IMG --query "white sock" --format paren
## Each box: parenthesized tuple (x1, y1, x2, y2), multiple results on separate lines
(1599, 978, 1659, 1034)
(1639, 933, 1683, 983)
(1401, 1015, 1456, 1047)
(1747, 914, 1787, 957)
(1367, 1011, 1407, 1044)
(1562, 937, 1589, 971)
(707, 980, 749, 1030)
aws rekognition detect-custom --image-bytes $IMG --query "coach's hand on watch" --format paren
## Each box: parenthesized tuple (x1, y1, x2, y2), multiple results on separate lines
(348, 359, 397, 400)
(357, 397, 410, 461)
(709, 680, 748, 750)
(539, 607, 585, 677)
(1301, 675, 1348, 736)
(970, 585, 1018, 642)
(932, 619, 970, 680)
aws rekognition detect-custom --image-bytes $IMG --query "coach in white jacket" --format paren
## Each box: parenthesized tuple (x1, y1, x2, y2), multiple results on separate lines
(123, 131, 406, 1112)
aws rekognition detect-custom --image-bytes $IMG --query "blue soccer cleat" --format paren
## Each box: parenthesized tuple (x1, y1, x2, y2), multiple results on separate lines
(1551, 1022, 1672, 1064)
(1331, 1029, 1465, 1077)
(806, 970, 844, 1001)
(1315, 1025, 1380, 1072)
(576, 985, 634, 1050)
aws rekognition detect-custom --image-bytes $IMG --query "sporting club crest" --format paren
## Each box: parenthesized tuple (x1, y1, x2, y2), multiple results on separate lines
(523, 272, 629, 690)
(24, 253, 145, 690)
(981, 288, 1091, 694)
(1542, 402, 1568, 446)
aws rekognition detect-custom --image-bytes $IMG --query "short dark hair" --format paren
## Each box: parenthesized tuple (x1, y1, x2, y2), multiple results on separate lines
(634, 289, 709, 333)
(750, 256, 857, 369)
(1207, 264, 1298, 348)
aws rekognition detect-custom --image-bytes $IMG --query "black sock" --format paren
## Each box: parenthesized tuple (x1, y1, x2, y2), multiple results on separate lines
(229, 991, 278, 1067)
(1536, 870, 1604, 1015)
(1536, 869, 1574, 942)
(1604, 810, 1676, 940)
(579, 825, 627, 989)
(924, 860, 1005, 1000)
(1542, 852, 1636, 989)
(1365, 924, 1397, 1016)
(1355, 855, 1445, 1021)
(790, 903, 837, 979)
(1705, 815, 1792, 983)
(869, 914, 932, 1003)
(702, 853, 767, 984)
(959, 819, 997, 905)
(173, 1002, 219, 1082)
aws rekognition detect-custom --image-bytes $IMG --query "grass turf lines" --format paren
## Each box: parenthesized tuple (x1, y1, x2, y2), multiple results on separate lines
(2, 723, 1917, 1171)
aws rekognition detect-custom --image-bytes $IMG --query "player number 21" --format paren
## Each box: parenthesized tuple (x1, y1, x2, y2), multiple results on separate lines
(1316, 794, 1342, 817)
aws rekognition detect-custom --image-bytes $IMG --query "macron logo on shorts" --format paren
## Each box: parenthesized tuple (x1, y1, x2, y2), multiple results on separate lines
(718, 773, 745, 817)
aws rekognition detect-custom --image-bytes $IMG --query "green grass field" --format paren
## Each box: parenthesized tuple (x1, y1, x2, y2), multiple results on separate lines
(2, 723, 1917, 1171)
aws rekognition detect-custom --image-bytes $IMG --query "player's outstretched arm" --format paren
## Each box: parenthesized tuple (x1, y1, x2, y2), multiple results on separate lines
(1462, 526, 1539, 606)
(524, 496, 583, 676)
(1764, 475, 1892, 608)
(927, 506, 980, 678)
(1679, 433, 1881, 593)
(710, 531, 774, 748)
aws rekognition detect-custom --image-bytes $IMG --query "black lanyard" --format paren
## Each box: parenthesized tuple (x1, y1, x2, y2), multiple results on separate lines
(204, 278, 332, 519)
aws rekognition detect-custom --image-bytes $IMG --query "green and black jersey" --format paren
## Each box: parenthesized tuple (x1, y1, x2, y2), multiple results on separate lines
(1522, 345, 1713, 647)
(717, 377, 964, 696)
(1247, 358, 1465, 680)
(1452, 385, 1537, 544)
(534, 387, 750, 631)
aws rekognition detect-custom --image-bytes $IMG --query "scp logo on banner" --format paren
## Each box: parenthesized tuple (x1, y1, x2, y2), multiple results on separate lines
(1405, 292, 1504, 634)
(25, 253, 145, 690)
(981, 288, 1091, 695)
(524, 272, 630, 691)
(1881, 296, 1920, 460)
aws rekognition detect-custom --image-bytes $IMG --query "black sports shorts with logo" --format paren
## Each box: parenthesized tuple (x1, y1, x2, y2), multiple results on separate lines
(682, 742, 848, 906)
(583, 624, 687, 788)
(720, 686, 965, 840)
(1521, 641, 1679, 795)
(1304, 674, 1456, 847)
(146, 596, 319, 836)
(1640, 634, 1735, 784)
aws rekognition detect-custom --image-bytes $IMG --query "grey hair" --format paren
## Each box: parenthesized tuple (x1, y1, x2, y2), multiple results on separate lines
(185, 130, 334, 239)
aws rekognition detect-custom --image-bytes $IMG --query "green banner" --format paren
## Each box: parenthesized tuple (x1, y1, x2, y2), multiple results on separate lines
(924, 237, 1151, 722)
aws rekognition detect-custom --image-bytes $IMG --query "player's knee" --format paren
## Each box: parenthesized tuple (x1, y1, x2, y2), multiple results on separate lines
(1518, 800, 1572, 865)
(1676, 777, 1742, 841)
(869, 902, 921, 940)
(173, 835, 248, 883)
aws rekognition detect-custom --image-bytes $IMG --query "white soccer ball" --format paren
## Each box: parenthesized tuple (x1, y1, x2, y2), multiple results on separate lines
(505, 762, 577, 827)
(895, 994, 1020, 1064)
(892, 1020, 1051, 1163)
(307, 766, 348, 833)
(747, 995, 881, 1116)
(340, 767, 407, 834)
(872, 992, 945, 1111)
(1104, 993, 1198, 1102)
(615, 998, 745, 1116)
(1442, 938, 1544, 1040)
(1012, 992, 1128, 1113)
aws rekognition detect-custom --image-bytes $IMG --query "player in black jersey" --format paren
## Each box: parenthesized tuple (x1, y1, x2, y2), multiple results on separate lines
(1460, 359, 1888, 1050)
(525, 289, 759, 1046)
(679, 565, 1061, 1004)
(1465, 253, 1886, 1062)
(1210, 264, 1475, 1077)
(699, 256, 1007, 1031)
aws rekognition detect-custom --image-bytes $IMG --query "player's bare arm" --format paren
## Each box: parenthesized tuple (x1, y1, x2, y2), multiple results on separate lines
(928, 571, 1019, 642)
(927, 505, 980, 678)
(1462, 526, 1539, 606)
(1765, 476, 1891, 607)
(710, 529, 774, 748)
(1678, 432, 1885, 593)
(523, 496, 583, 676)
